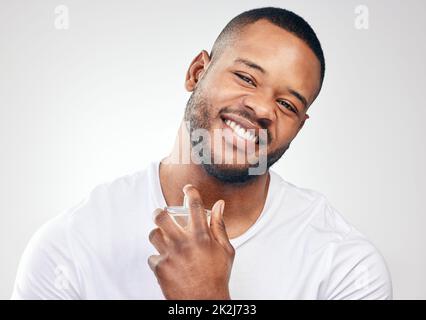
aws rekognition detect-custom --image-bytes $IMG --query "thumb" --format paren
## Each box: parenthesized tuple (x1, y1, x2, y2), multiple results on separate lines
(210, 200, 232, 249)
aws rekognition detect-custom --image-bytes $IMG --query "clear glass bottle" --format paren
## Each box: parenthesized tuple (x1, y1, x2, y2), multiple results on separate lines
(165, 195, 211, 228)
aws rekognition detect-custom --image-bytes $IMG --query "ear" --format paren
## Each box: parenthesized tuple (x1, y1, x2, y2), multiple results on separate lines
(298, 113, 309, 131)
(185, 50, 211, 92)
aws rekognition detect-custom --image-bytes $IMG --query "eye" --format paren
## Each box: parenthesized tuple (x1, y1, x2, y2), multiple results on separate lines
(278, 100, 298, 114)
(234, 73, 256, 87)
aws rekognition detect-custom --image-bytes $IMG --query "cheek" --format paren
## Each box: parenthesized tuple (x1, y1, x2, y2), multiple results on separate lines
(203, 75, 244, 106)
(274, 119, 301, 143)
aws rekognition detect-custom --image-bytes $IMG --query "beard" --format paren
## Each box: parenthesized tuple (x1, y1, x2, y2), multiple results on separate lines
(184, 82, 290, 184)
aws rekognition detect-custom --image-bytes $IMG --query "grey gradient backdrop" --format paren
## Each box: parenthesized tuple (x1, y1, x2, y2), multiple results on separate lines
(1, 0, 425, 299)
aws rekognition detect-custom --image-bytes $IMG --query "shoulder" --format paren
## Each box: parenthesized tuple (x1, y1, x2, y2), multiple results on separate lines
(269, 171, 393, 299)
(11, 212, 79, 299)
(270, 170, 365, 240)
(66, 164, 155, 231)
(320, 230, 393, 299)
(12, 164, 154, 299)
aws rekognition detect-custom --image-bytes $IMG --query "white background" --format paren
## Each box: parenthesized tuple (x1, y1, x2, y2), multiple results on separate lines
(1, 0, 425, 299)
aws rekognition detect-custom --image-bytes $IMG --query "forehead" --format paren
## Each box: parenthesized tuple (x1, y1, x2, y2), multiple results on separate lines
(217, 19, 321, 103)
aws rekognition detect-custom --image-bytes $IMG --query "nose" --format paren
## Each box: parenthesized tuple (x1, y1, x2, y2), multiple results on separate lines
(242, 93, 277, 128)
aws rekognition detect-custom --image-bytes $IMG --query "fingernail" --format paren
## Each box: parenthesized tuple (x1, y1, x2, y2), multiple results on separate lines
(183, 184, 193, 193)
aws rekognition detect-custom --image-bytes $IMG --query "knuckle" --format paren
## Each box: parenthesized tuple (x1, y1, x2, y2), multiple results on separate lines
(149, 255, 169, 276)
(148, 256, 158, 271)
(174, 240, 191, 254)
(190, 198, 204, 210)
(195, 231, 211, 244)
(227, 244, 236, 257)
(153, 263, 162, 276)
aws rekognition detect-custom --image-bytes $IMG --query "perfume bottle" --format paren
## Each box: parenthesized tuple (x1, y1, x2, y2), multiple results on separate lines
(165, 195, 212, 228)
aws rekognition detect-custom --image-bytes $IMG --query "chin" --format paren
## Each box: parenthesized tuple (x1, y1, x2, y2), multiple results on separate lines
(201, 162, 259, 184)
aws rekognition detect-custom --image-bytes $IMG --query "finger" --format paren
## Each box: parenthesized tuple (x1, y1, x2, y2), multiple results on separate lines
(210, 200, 233, 251)
(183, 184, 209, 233)
(147, 254, 163, 275)
(153, 208, 184, 242)
(148, 227, 168, 254)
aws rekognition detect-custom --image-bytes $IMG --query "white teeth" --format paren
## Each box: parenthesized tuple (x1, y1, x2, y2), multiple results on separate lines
(224, 119, 257, 142)
(236, 127, 245, 136)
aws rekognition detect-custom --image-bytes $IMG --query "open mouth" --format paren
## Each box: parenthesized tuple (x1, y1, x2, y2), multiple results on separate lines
(220, 114, 260, 145)
(223, 118, 258, 143)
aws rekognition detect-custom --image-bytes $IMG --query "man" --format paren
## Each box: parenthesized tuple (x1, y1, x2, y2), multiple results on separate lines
(12, 7, 392, 299)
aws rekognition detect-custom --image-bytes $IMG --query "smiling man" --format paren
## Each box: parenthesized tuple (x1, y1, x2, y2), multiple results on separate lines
(12, 7, 392, 300)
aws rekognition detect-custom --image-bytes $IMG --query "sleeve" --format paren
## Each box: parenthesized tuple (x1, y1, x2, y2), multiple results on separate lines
(321, 233, 393, 300)
(11, 214, 81, 300)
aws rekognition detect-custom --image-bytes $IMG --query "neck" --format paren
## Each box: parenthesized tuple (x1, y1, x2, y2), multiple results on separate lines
(159, 121, 270, 239)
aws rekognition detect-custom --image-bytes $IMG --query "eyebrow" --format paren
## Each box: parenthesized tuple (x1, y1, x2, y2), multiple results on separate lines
(288, 88, 308, 110)
(234, 57, 309, 110)
(234, 58, 266, 74)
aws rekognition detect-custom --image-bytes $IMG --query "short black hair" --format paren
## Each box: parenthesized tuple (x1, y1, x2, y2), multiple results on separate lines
(210, 7, 326, 91)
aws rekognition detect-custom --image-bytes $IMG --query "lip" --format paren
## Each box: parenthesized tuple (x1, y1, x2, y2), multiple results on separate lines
(220, 113, 260, 132)
(220, 113, 261, 144)
(221, 113, 260, 144)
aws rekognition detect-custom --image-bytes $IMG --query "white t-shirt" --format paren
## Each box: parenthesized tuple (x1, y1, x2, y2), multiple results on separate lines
(11, 160, 392, 299)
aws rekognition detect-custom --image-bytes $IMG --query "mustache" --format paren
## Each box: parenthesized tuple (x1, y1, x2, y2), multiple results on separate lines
(219, 106, 272, 143)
